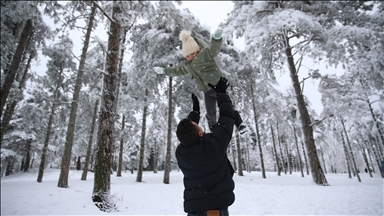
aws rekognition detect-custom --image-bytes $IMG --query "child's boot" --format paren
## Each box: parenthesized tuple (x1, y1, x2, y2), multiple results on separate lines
(234, 111, 247, 134)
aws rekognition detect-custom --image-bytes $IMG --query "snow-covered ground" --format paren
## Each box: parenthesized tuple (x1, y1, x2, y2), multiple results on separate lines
(1, 168, 383, 215)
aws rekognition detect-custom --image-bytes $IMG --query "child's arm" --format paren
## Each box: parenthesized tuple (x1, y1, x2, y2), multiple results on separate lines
(203, 28, 223, 59)
(165, 65, 189, 77)
(153, 64, 189, 77)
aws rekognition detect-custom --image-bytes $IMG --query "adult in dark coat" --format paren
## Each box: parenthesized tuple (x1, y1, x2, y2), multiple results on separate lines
(176, 77, 235, 216)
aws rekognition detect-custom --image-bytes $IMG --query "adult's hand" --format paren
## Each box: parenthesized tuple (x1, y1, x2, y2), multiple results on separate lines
(208, 77, 230, 95)
(191, 93, 200, 113)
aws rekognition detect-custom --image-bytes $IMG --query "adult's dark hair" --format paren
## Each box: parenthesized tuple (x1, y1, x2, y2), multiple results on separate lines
(176, 118, 199, 146)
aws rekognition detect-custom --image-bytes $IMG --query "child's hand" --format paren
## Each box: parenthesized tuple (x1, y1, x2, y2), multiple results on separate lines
(153, 67, 165, 75)
(212, 28, 223, 40)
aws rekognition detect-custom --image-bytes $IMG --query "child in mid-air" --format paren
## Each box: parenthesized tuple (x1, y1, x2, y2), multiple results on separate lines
(153, 29, 246, 134)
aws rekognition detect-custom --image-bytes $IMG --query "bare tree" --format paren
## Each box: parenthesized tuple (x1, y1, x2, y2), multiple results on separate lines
(163, 77, 173, 184)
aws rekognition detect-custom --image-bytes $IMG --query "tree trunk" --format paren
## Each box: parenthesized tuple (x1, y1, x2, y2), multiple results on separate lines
(320, 147, 327, 174)
(37, 64, 63, 182)
(366, 143, 375, 173)
(92, 2, 121, 212)
(117, 114, 125, 177)
(37, 95, 57, 181)
(1, 19, 33, 118)
(82, 100, 99, 180)
(301, 141, 310, 175)
(367, 99, 384, 149)
(367, 135, 384, 178)
(250, 82, 266, 178)
(340, 118, 361, 182)
(164, 77, 173, 184)
(5, 157, 14, 176)
(23, 139, 32, 172)
(58, 4, 96, 188)
(340, 131, 352, 178)
(276, 124, 286, 174)
(231, 141, 237, 171)
(282, 135, 292, 174)
(154, 140, 158, 174)
(357, 139, 372, 177)
(271, 125, 281, 175)
(235, 130, 244, 176)
(293, 126, 304, 177)
(245, 134, 251, 172)
(1, 49, 34, 144)
(136, 89, 148, 183)
(285, 45, 328, 185)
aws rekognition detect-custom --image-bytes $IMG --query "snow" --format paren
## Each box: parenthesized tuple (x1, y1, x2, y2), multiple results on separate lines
(1, 168, 383, 215)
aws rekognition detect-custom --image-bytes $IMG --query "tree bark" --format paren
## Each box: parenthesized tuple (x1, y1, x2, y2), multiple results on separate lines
(1, 50, 34, 144)
(293, 125, 304, 177)
(235, 130, 244, 176)
(136, 89, 148, 183)
(301, 141, 310, 175)
(1, 19, 33, 118)
(320, 147, 327, 174)
(340, 118, 361, 182)
(276, 123, 287, 174)
(357, 139, 372, 177)
(92, 2, 121, 211)
(36, 93, 56, 180)
(367, 99, 384, 149)
(367, 135, 384, 178)
(282, 135, 292, 174)
(231, 141, 237, 171)
(116, 114, 125, 177)
(154, 140, 158, 173)
(270, 125, 281, 176)
(58, 4, 96, 188)
(23, 139, 32, 172)
(37, 64, 63, 182)
(245, 134, 251, 172)
(285, 44, 328, 185)
(250, 81, 266, 178)
(6, 157, 15, 176)
(340, 131, 352, 178)
(163, 77, 173, 184)
(82, 100, 99, 180)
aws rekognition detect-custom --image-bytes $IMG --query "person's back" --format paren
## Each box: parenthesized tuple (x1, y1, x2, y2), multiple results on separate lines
(175, 77, 235, 216)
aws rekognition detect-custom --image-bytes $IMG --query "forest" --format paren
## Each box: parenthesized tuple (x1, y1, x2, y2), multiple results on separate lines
(1, 1, 383, 212)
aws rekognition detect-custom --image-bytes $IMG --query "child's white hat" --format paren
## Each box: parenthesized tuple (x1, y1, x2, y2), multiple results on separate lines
(179, 30, 200, 57)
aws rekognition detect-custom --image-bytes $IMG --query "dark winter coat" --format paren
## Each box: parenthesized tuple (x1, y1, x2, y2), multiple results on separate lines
(165, 37, 223, 92)
(175, 93, 235, 213)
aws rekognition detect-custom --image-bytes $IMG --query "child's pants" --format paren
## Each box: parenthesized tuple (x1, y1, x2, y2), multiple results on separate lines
(204, 89, 243, 128)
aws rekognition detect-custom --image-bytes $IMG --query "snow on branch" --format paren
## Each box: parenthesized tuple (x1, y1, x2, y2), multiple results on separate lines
(91, 0, 114, 23)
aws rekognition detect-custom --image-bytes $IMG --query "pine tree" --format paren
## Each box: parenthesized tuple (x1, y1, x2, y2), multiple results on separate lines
(58, 1, 97, 188)
(92, 1, 122, 211)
